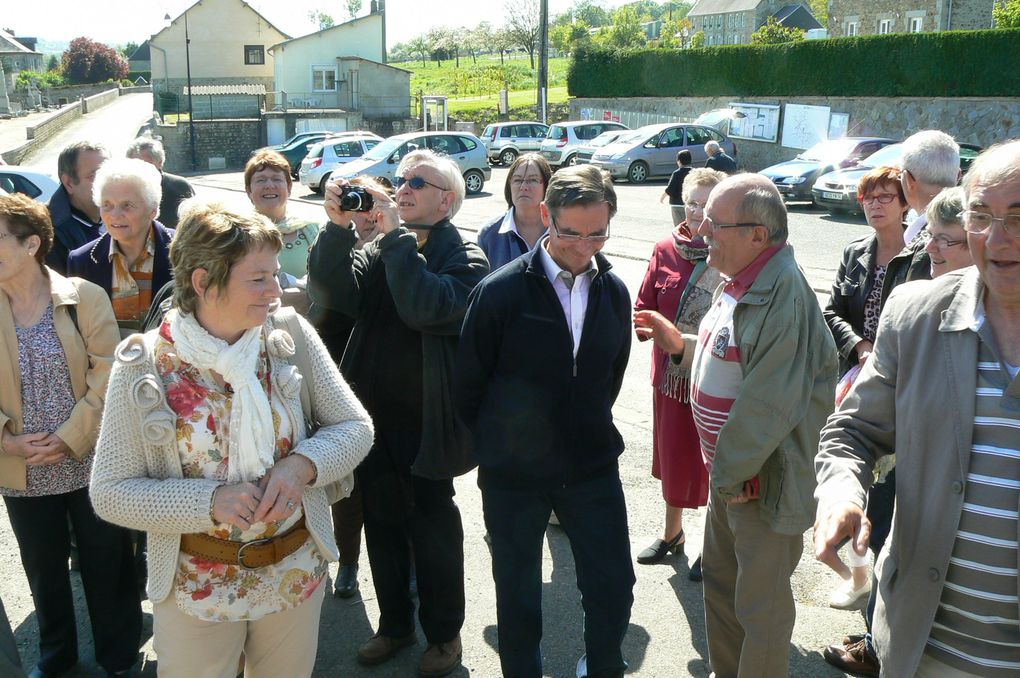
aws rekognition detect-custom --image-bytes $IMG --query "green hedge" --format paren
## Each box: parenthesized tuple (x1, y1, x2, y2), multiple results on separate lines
(568, 29, 1020, 98)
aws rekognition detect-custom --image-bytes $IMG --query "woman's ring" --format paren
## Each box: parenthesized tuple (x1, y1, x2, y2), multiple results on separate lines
(286, 499, 296, 510)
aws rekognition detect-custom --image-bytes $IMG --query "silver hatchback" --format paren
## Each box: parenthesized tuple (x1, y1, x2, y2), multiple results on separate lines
(588, 123, 737, 183)
(481, 121, 549, 166)
(539, 120, 630, 169)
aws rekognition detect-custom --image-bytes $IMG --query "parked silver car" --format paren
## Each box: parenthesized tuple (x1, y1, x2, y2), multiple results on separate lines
(539, 120, 630, 169)
(481, 121, 549, 166)
(299, 135, 383, 194)
(328, 131, 492, 195)
(588, 123, 737, 183)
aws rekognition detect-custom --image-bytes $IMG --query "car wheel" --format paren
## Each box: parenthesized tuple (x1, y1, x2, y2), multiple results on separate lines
(314, 173, 330, 195)
(499, 148, 518, 166)
(627, 161, 649, 184)
(463, 169, 485, 195)
(565, 154, 578, 167)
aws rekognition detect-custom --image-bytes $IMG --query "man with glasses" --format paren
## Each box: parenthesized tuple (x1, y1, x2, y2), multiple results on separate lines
(900, 130, 961, 246)
(816, 140, 1020, 677)
(307, 149, 489, 676)
(455, 165, 634, 678)
(645, 173, 836, 676)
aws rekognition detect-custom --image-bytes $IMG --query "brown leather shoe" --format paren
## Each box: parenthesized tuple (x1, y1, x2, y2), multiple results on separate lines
(842, 633, 866, 646)
(357, 632, 416, 666)
(418, 634, 462, 677)
(823, 638, 880, 677)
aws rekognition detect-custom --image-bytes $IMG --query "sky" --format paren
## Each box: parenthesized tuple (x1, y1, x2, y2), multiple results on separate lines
(2, 0, 636, 51)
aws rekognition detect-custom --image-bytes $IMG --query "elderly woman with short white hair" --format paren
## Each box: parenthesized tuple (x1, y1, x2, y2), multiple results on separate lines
(68, 157, 174, 336)
(90, 201, 374, 677)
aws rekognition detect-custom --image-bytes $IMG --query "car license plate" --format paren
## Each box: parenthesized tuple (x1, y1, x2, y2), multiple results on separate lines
(822, 191, 842, 200)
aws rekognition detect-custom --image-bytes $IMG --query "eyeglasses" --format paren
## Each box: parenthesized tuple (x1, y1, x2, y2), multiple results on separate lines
(395, 175, 449, 191)
(549, 214, 610, 242)
(928, 234, 966, 250)
(684, 200, 706, 211)
(510, 177, 543, 188)
(958, 210, 1020, 237)
(702, 216, 761, 231)
(859, 193, 899, 205)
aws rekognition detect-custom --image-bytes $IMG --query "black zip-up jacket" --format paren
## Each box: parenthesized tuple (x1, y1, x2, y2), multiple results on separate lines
(454, 246, 632, 489)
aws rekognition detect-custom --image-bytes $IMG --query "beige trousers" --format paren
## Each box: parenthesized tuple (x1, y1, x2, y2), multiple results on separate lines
(702, 489, 803, 678)
(915, 652, 988, 678)
(152, 581, 326, 678)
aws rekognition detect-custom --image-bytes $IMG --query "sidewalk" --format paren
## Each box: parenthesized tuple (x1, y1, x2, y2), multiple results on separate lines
(0, 110, 54, 159)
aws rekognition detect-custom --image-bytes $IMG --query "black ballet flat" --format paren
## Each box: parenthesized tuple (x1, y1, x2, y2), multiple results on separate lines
(636, 530, 685, 564)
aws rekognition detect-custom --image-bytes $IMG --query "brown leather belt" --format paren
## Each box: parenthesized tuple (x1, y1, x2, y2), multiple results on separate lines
(179, 516, 309, 570)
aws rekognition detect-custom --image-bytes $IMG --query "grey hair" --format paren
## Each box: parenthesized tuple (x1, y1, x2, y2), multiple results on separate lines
(925, 186, 965, 229)
(126, 136, 166, 165)
(705, 139, 721, 155)
(397, 148, 465, 218)
(92, 158, 163, 212)
(681, 168, 727, 203)
(901, 130, 960, 187)
(543, 164, 617, 219)
(962, 139, 1020, 202)
(57, 141, 109, 182)
(740, 184, 788, 244)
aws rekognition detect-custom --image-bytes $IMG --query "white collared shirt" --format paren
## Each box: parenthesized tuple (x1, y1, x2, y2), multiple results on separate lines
(498, 208, 546, 255)
(903, 212, 927, 246)
(537, 238, 596, 358)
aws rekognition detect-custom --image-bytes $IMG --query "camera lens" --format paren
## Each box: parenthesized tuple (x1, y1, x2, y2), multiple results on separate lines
(339, 186, 374, 212)
(340, 191, 362, 211)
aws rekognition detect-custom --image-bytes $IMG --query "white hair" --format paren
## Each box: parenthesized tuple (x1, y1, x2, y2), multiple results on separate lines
(93, 157, 163, 212)
(126, 135, 166, 165)
(705, 140, 721, 155)
(397, 148, 466, 218)
(901, 130, 960, 187)
(962, 139, 1020, 202)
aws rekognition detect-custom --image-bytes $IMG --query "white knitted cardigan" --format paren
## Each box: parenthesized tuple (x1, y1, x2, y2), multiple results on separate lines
(90, 312, 374, 604)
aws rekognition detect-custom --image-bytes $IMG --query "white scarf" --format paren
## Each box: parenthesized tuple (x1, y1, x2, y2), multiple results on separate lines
(168, 309, 275, 483)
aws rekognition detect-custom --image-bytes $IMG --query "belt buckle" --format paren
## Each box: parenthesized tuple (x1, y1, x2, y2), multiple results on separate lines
(237, 537, 273, 570)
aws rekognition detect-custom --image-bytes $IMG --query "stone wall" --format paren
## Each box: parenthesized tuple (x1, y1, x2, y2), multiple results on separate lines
(41, 83, 117, 107)
(571, 96, 1020, 172)
(829, 0, 992, 36)
(158, 118, 261, 173)
(26, 101, 83, 144)
(81, 88, 119, 114)
(949, 0, 994, 29)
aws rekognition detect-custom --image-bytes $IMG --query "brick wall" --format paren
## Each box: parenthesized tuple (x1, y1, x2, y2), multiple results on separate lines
(572, 95, 1020, 171)
(158, 118, 261, 173)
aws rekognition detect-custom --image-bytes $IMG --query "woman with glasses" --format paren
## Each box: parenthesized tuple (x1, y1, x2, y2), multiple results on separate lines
(924, 187, 974, 278)
(820, 165, 929, 614)
(632, 168, 726, 579)
(477, 153, 552, 270)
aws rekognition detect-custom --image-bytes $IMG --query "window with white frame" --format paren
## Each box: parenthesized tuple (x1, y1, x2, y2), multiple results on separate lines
(878, 18, 892, 34)
(909, 16, 923, 32)
(845, 20, 858, 36)
(312, 65, 337, 92)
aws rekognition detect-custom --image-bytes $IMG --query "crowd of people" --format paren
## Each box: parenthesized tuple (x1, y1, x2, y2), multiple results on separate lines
(0, 127, 1015, 678)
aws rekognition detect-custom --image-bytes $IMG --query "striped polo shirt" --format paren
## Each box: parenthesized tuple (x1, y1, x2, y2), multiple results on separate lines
(925, 328, 1020, 675)
(690, 245, 784, 472)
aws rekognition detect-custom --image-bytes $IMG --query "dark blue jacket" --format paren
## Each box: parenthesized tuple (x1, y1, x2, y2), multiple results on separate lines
(46, 186, 104, 275)
(454, 246, 632, 488)
(66, 221, 175, 299)
(476, 210, 544, 272)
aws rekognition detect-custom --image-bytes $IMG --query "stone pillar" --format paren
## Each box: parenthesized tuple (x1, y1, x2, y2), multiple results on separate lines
(0, 61, 11, 115)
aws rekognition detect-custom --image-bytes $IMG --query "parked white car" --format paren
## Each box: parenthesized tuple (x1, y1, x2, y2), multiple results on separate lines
(0, 167, 60, 204)
(299, 135, 383, 194)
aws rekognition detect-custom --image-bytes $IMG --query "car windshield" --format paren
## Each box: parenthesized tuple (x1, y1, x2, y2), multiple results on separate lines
(859, 143, 903, 169)
(362, 137, 405, 161)
(796, 139, 858, 163)
(613, 131, 647, 146)
(590, 132, 622, 148)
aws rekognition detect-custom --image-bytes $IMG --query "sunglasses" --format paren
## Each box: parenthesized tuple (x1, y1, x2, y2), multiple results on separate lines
(394, 175, 449, 191)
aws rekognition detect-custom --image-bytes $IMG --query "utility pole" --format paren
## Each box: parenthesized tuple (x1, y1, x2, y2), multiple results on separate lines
(185, 9, 197, 171)
(538, 0, 549, 124)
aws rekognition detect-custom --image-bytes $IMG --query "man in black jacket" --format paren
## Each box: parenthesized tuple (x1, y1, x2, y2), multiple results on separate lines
(307, 149, 489, 677)
(126, 135, 195, 227)
(46, 141, 109, 273)
(455, 165, 634, 678)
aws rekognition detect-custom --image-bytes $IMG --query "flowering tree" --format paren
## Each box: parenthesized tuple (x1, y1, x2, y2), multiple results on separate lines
(61, 37, 129, 84)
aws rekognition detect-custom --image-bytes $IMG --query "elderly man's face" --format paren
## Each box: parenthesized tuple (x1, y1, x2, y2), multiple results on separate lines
(395, 163, 452, 226)
(698, 185, 767, 277)
(967, 178, 1020, 306)
(135, 149, 164, 172)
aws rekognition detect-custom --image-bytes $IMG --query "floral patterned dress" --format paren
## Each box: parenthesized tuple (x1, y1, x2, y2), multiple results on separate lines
(154, 321, 327, 622)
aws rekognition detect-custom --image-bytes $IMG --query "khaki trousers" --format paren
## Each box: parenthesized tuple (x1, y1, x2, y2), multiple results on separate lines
(915, 652, 987, 678)
(152, 581, 326, 678)
(702, 489, 802, 678)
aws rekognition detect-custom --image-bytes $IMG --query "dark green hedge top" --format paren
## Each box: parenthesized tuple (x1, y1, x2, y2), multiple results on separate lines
(567, 29, 1020, 98)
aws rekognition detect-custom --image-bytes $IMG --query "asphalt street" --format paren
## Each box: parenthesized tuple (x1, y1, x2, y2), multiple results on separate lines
(0, 94, 868, 676)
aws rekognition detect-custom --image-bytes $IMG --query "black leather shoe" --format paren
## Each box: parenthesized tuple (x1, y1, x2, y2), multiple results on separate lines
(636, 530, 684, 564)
(334, 563, 359, 598)
(688, 555, 703, 582)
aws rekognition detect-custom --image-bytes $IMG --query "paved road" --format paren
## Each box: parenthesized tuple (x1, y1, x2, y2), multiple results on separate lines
(0, 100, 868, 676)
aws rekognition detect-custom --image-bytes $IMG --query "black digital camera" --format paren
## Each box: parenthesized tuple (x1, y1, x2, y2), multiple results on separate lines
(340, 185, 374, 212)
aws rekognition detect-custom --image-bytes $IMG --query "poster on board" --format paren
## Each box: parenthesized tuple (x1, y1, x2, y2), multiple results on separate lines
(727, 102, 781, 143)
(781, 104, 831, 149)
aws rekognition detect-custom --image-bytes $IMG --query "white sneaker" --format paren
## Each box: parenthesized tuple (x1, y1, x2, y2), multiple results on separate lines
(829, 577, 872, 609)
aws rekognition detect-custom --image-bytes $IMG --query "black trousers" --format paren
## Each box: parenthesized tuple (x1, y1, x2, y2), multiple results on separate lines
(360, 472, 465, 644)
(4, 487, 141, 673)
(331, 481, 364, 567)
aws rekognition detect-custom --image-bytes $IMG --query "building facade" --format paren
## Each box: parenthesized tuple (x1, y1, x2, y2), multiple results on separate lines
(828, 0, 994, 37)
(688, 0, 821, 45)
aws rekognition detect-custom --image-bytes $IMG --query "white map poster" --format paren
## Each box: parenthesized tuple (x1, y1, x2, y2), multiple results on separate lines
(781, 104, 831, 150)
(727, 102, 780, 143)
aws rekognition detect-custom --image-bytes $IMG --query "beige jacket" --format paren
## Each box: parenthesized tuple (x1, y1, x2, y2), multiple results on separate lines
(0, 270, 119, 490)
(815, 268, 1010, 677)
(89, 313, 374, 603)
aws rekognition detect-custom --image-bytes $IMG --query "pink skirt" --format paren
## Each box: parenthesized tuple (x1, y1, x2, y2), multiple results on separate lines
(651, 390, 709, 509)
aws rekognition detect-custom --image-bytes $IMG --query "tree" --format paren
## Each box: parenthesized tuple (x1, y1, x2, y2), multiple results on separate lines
(465, 23, 493, 65)
(407, 35, 430, 66)
(689, 29, 705, 48)
(572, 0, 610, 27)
(806, 0, 827, 26)
(61, 37, 129, 84)
(595, 5, 646, 48)
(308, 10, 335, 30)
(993, 0, 1020, 28)
(504, 0, 541, 69)
(750, 16, 805, 44)
(46, 54, 60, 72)
(550, 20, 591, 54)
(658, 17, 693, 48)
(119, 42, 139, 60)
(345, 0, 363, 19)
(492, 28, 515, 64)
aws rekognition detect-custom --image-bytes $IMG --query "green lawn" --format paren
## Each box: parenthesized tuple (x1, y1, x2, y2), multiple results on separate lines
(446, 86, 569, 114)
